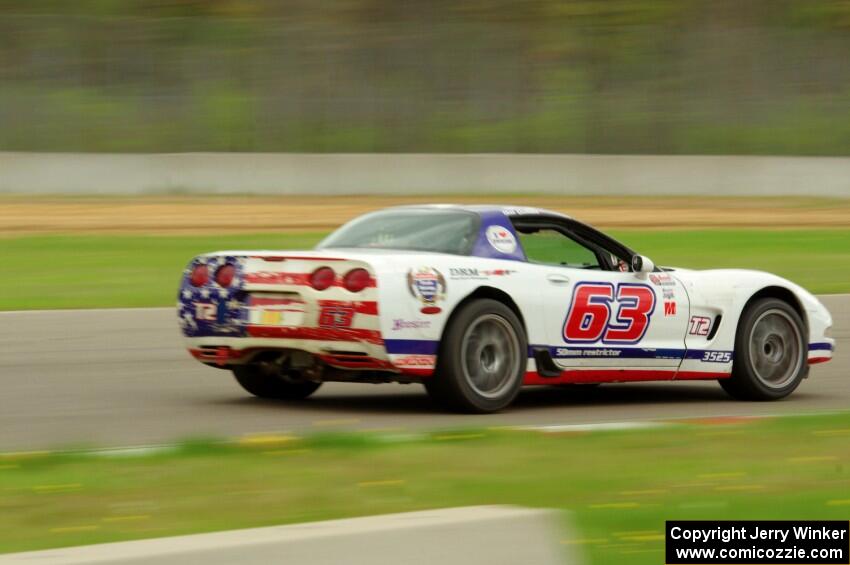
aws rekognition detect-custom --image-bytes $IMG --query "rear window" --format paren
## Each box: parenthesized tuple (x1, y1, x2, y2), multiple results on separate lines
(318, 209, 478, 255)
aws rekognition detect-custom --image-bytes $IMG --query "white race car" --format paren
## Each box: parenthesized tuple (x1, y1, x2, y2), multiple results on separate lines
(177, 205, 834, 413)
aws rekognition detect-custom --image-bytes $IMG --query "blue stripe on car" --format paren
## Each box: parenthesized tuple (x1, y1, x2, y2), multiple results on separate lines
(385, 339, 735, 361)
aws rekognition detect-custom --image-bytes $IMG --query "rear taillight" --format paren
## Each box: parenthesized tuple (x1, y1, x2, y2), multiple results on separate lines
(215, 264, 235, 287)
(310, 266, 335, 291)
(190, 264, 209, 287)
(343, 268, 371, 293)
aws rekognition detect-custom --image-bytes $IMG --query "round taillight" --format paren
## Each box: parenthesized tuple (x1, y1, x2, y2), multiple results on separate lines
(190, 264, 209, 287)
(310, 266, 335, 291)
(343, 268, 371, 293)
(215, 264, 235, 288)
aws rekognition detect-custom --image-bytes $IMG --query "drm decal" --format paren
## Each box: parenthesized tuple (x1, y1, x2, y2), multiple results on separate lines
(407, 267, 447, 315)
(563, 282, 656, 344)
(449, 267, 487, 280)
(449, 267, 516, 280)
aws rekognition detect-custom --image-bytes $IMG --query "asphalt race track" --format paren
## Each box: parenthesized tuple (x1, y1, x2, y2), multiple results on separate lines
(1, 296, 847, 450)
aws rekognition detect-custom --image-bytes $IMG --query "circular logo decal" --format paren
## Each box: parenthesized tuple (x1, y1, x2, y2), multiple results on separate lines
(407, 267, 447, 314)
(485, 225, 517, 254)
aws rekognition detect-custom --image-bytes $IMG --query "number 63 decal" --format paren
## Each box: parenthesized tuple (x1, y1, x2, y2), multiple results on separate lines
(563, 282, 656, 344)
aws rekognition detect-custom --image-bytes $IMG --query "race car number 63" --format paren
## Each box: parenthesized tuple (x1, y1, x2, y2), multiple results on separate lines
(563, 282, 656, 344)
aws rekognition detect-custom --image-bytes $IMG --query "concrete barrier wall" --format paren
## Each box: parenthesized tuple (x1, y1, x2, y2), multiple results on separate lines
(1, 152, 849, 196)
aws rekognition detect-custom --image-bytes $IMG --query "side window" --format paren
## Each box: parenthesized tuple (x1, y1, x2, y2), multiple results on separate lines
(517, 228, 601, 269)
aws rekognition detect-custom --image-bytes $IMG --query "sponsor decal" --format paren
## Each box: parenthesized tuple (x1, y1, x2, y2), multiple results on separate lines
(663, 301, 677, 316)
(393, 354, 436, 367)
(449, 267, 485, 280)
(563, 282, 656, 344)
(649, 273, 676, 287)
(392, 319, 431, 331)
(485, 225, 518, 254)
(689, 316, 712, 336)
(502, 206, 541, 216)
(552, 346, 685, 360)
(244, 271, 307, 285)
(449, 267, 516, 279)
(555, 347, 623, 358)
(318, 305, 355, 328)
(701, 351, 732, 363)
(407, 267, 447, 315)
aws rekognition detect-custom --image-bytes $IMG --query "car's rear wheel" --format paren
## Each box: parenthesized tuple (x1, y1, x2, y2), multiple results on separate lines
(719, 298, 807, 401)
(425, 299, 527, 413)
(232, 363, 321, 400)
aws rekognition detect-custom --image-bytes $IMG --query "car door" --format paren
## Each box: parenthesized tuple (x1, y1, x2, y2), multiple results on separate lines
(513, 220, 690, 380)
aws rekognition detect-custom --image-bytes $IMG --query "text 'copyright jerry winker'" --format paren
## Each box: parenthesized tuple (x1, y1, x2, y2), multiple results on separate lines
(666, 521, 849, 564)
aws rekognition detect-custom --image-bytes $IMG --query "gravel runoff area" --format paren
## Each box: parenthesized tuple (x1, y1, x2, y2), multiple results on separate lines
(1, 195, 848, 235)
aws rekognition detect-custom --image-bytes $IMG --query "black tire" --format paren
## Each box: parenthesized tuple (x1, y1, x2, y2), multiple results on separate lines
(720, 298, 807, 401)
(426, 299, 527, 413)
(232, 364, 321, 400)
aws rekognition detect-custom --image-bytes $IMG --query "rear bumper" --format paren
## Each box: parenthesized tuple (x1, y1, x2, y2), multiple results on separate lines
(177, 253, 423, 374)
(184, 335, 394, 371)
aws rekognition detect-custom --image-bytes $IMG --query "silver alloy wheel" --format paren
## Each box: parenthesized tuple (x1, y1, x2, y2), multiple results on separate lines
(747, 308, 804, 389)
(460, 313, 521, 399)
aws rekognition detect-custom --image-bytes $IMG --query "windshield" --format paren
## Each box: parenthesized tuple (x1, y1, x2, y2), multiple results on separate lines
(318, 209, 479, 255)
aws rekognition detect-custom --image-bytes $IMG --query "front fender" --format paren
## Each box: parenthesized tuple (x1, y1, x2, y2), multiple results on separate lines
(673, 268, 833, 365)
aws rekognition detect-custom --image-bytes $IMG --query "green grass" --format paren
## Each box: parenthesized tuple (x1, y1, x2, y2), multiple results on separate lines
(3, 229, 849, 310)
(617, 229, 850, 294)
(1, 233, 325, 310)
(2, 412, 849, 562)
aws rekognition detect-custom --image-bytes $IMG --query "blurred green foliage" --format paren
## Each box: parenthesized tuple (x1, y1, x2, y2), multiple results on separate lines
(1, 0, 850, 153)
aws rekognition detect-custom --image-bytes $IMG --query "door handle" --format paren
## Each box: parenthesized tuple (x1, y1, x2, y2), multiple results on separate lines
(547, 274, 571, 284)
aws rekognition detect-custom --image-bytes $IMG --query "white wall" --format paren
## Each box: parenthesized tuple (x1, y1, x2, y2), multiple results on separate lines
(0, 506, 574, 565)
(2, 152, 849, 196)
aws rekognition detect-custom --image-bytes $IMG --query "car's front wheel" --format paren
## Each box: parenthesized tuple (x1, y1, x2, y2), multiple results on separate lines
(720, 298, 807, 401)
(232, 363, 322, 400)
(425, 299, 527, 413)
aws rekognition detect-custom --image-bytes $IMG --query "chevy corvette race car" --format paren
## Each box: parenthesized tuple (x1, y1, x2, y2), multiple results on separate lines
(177, 205, 834, 413)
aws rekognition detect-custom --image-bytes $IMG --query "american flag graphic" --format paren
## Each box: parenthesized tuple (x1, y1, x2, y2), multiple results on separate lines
(177, 255, 247, 338)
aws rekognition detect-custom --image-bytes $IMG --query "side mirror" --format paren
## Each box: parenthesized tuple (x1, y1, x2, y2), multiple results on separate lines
(631, 254, 655, 274)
